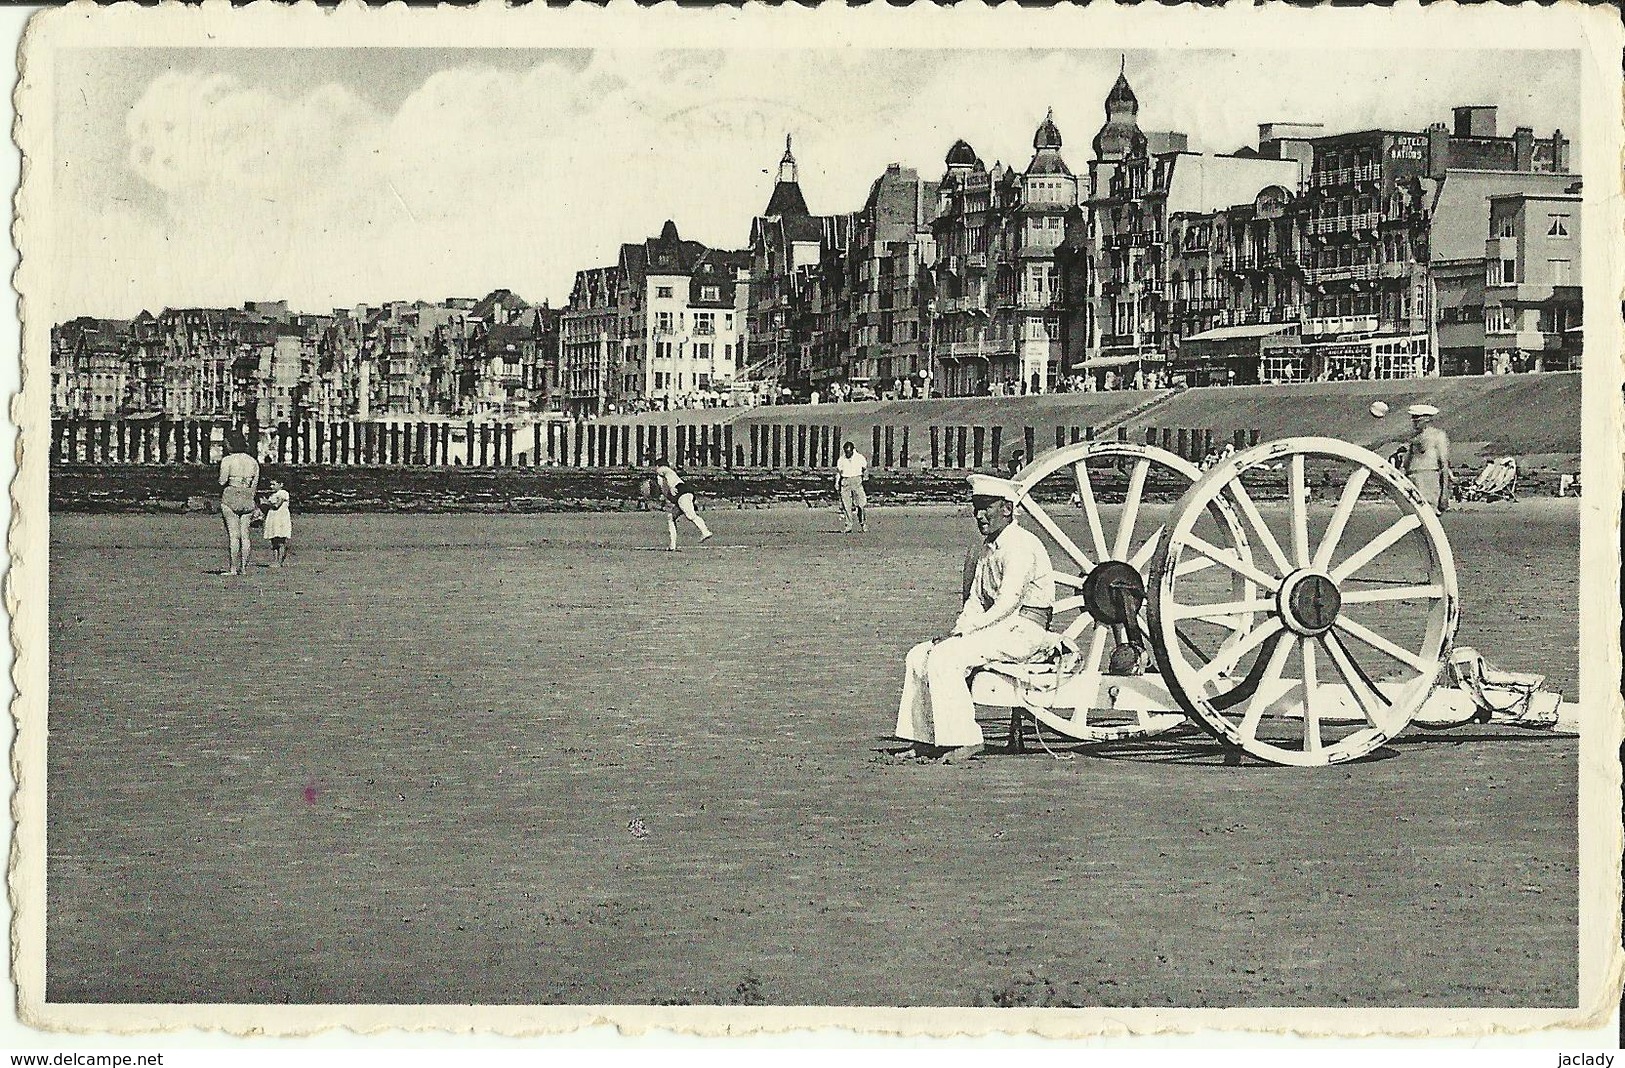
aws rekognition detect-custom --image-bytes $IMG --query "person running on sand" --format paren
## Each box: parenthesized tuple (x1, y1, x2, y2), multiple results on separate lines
(834, 440, 869, 533)
(260, 478, 293, 567)
(217, 428, 260, 576)
(651, 456, 713, 551)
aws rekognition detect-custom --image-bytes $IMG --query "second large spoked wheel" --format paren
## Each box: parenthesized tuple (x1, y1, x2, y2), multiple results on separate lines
(1147, 437, 1459, 766)
(1007, 440, 1253, 742)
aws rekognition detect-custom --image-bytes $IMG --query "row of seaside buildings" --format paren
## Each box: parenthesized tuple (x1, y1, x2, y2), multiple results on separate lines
(51, 68, 1582, 423)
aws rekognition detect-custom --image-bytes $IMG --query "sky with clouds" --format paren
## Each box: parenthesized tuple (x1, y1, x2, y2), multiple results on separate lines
(51, 47, 1580, 319)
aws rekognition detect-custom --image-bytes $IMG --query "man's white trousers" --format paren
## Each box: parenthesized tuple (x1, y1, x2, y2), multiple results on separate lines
(895, 617, 1054, 747)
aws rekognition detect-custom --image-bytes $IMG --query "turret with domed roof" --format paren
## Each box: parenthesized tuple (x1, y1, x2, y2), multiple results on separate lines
(1091, 57, 1147, 162)
(945, 138, 980, 171)
(1027, 107, 1071, 176)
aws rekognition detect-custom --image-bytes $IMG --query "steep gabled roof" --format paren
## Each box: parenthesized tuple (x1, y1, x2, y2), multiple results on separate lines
(621, 221, 711, 283)
(782, 214, 826, 244)
(765, 180, 811, 218)
(483, 323, 532, 353)
(471, 288, 530, 321)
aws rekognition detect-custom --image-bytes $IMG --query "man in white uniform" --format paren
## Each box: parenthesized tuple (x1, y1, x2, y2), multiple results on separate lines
(894, 474, 1058, 763)
(1369, 403, 1452, 513)
(834, 440, 869, 533)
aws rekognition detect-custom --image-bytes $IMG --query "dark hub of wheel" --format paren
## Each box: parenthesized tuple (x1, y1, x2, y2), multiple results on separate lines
(1081, 560, 1147, 626)
(1278, 570, 1341, 637)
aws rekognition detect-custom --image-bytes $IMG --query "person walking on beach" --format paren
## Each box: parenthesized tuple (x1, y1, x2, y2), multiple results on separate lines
(652, 456, 713, 551)
(834, 440, 869, 533)
(217, 428, 260, 576)
(260, 478, 293, 567)
(1371, 403, 1452, 512)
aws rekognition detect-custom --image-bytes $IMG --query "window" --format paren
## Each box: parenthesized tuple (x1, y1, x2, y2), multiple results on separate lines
(655, 311, 675, 334)
(1485, 306, 1514, 334)
(1114, 300, 1132, 336)
(1546, 215, 1570, 238)
(693, 312, 715, 336)
(656, 286, 674, 299)
(695, 342, 713, 362)
(1500, 259, 1517, 285)
(655, 341, 673, 360)
(1496, 216, 1516, 239)
(701, 285, 720, 301)
(1549, 259, 1572, 285)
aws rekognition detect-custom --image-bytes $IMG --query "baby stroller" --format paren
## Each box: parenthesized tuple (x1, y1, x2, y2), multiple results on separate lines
(1458, 456, 1519, 503)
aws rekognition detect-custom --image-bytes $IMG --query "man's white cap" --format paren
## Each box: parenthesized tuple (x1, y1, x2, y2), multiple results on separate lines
(967, 474, 1023, 502)
(1407, 403, 1440, 418)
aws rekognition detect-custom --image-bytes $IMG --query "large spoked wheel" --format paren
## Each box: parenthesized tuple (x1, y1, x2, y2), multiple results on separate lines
(1147, 437, 1459, 766)
(1004, 440, 1254, 742)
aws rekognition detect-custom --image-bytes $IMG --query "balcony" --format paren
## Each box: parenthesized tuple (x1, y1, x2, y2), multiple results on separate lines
(1013, 293, 1057, 309)
(1302, 315, 1380, 337)
(1486, 330, 1563, 352)
(1307, 263, 1378, 283)
(1489, 282, 1565, 303)
(1310, 213, 1377, 237)
(966, 253, 987, 268)
(1230, 306, 1303, 327)
(1311, 164, 1379, 188)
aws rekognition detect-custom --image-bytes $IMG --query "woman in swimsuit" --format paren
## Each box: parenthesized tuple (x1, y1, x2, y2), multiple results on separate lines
(651, 455, 713, 551)
(218, 427, 261, 576)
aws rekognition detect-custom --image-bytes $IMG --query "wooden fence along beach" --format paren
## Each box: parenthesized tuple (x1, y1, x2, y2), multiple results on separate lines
(49, 418, 1266, 473)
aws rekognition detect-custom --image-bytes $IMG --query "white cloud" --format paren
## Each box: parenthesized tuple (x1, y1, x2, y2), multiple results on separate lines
(53, 49, 1579, 320)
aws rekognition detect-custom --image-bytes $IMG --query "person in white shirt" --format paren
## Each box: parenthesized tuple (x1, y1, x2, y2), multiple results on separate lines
(834, 441, 870, 533)
(651, 456, 714, 551)
(893, 474, 1058, 763)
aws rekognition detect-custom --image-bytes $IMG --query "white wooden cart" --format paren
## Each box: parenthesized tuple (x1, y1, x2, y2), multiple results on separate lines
(969, 436, 1574, 767)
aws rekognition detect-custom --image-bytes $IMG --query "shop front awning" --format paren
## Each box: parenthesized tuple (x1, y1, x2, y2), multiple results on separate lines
(1083, 352, 1166, 369)
(1181, 323, 1297, 343)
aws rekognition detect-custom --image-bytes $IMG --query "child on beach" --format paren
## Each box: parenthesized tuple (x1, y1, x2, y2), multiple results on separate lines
(261, 478, 292, 567)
